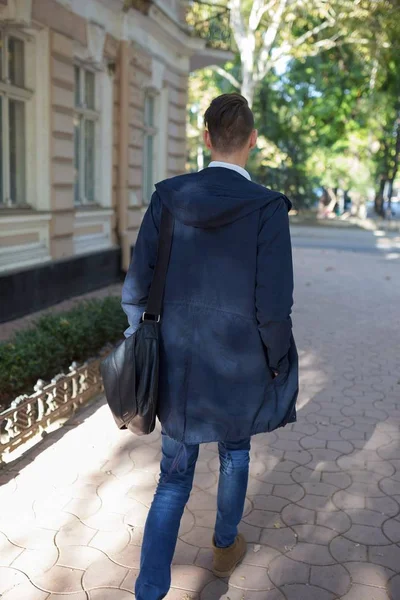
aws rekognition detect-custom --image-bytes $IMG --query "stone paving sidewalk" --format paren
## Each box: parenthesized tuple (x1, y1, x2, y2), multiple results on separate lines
(0, 247, 400, 600)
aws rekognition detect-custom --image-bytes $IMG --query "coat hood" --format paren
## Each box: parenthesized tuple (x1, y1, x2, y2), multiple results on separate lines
(155, 167, 291, 229)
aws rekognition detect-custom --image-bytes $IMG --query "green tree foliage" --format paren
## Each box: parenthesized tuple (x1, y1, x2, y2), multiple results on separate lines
(187, 0, 399, 211)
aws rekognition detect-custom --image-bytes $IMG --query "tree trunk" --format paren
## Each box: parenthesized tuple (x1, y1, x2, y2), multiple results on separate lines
(241, 69, 256, 107)
(387, 111, 400, 209)
(326, 188, 338, 215)
(374, 177, 386, 217)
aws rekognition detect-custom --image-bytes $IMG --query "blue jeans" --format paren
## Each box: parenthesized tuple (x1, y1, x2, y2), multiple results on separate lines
(135, 434, 251, 600)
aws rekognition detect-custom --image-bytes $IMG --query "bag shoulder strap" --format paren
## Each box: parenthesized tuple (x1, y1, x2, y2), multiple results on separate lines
(144, 205, 174, 320)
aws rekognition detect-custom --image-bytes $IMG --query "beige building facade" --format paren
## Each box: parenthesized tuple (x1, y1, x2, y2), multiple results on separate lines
(0, 0, 229, 322)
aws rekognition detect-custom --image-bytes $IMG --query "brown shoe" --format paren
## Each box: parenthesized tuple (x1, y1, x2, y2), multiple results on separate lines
(212, 534, 247, 577)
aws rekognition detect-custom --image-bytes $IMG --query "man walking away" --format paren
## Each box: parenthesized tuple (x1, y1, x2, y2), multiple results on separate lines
(122, 93, 299, 600)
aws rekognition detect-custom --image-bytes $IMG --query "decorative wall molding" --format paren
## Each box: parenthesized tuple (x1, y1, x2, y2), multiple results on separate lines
(0, 0, 33, 26)
(150, 57, 165, 92)
(0, 355, 106, 465)
(0, 213, 51, 274)
(85, 21, 106, 66)
(73, 209, 114, 256)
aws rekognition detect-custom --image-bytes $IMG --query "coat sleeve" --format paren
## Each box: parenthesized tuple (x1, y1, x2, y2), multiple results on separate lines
(121, 192, 161, 337)
(256, 197, 294, 374)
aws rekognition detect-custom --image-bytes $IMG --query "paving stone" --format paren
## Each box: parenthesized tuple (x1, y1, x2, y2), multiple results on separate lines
(172, 540, 200, 566)
(83, 557, 129, 590)
(273, 483, 304, 502)
(283, 450, 312, 465)
(7, 526, 57, 551)
(246, 479, 274, 496)
(243, 510, 284, 529)
(380, 477, 400, 496)
(346, 562, 394, 588)
(180, 526, 214, 549)
(200, 580, 284, 599)
(260, 527, 297, 552)
(300, 436, 327, 450)
(32, 565, 84, 593)
(89, 590, 134, 599)
(292, 524, 337, 544)
(297, 494, 337, 511)
(329, 536, 367, 562)
(281, 503, 315, 526)
(118, 569, 139, 600)
(89, 528, 131, 554)
(120, 568, 139, 591)
(302, 482, 338, 496)
(1, 582, 49, 600)
(64, 497, 102, 520)
(291, 465, 321, 484)
(0, 532, 24, 566)
(340, 584, 391, 600)
(190, 510, 215, 529)
(268, 555, 309, 586)
(251, 495, 290, 512)
(257, 470, 294, 484)
(365, 496, 400, 516)
(389, 575, 400, 600)
(48, 595, 87, 600)
(124, 501, 149, 528)
(193, 472, 217, 490)
(286, 542, 335, 566)
(344, 524, 392, 545)
(280, 583, 336, 600)
(194, 548, 213, 571)
(187, 491, 216, 512)
(273, 460, 299, 472)
(0, 568, 29, 594)
(229, 564, 274, 590)
(370, 544, 400, 572)
(242, 543, 281, 568)
(165, 590, 199, 600)
(11, 546, 59, 577)
(345, 482, 387, 497)
(58, 545, 109, 570)
(332, 490, 365, 510)
(382, 517, 400, 543)
(170, 565, 214, 592)
(238, 522, 262, 543)
(310, 564, 351, 596)
(56, 519, 97, 547)
(327, 440, 354, 453)
(249, 460, 268, 477)
(345, 508, 387, 527)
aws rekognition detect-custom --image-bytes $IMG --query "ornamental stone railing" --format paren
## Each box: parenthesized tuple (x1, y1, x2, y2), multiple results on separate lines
(0, 355, 106, 466)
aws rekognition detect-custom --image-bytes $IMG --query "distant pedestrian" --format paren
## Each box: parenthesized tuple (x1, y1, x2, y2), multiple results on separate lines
(122, 93, 299, 599)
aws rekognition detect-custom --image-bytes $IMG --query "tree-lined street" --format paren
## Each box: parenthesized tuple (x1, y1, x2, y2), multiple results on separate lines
(291, 225, 400, 255)
(0, 241, 399, 599)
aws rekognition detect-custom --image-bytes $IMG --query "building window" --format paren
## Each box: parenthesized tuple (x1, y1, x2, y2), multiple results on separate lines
(143, 92, 158, 205)
(0, 32, 30, 207)
(74, 65, 98, 205)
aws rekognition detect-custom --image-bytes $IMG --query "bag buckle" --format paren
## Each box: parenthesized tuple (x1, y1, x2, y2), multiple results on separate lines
(142, 312, 160, 323)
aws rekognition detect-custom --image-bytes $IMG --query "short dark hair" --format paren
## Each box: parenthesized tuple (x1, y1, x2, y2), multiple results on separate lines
(204, 93, 254, 153)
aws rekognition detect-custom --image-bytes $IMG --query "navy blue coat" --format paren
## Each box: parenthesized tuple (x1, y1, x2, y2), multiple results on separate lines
(122, 167, 298, 444)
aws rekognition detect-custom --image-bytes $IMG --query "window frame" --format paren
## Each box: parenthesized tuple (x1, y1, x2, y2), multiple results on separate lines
(73, 63, 99, 206)
(142, 90, 158, 206)
(0, 29, 33, 208)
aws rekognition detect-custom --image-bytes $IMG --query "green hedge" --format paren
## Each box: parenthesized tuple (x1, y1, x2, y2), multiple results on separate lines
(0, 296, 127, 411)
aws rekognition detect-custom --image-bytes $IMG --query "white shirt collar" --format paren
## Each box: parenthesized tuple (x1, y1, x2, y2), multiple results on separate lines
(208, 161, 251, 181)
